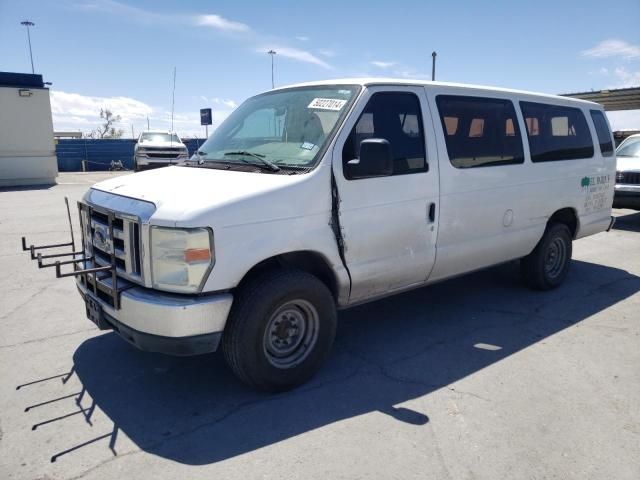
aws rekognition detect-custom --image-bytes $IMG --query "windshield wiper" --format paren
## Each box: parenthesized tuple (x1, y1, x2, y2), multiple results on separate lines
(224, 151, 281, 172)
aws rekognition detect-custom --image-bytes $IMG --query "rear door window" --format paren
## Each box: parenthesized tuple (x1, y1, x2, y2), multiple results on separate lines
(520, 102, 594, 162)
(589, 110, 614, 157)
(435, 95, 524, 168)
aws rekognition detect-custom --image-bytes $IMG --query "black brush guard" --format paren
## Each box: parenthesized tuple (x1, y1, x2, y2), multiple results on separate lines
(22, 197, 124, 309)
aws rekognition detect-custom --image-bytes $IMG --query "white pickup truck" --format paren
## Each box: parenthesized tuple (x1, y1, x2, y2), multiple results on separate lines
(133, 130, 189, 171)
(27, 79, 616, 391)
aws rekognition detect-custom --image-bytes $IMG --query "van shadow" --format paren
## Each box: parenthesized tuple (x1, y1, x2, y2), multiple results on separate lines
(70, 259, 639, 465)
(613, 211, 640, 232)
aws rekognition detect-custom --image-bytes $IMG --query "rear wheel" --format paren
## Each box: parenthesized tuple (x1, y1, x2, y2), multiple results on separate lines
(222, 269, 337, 392)
(521, 223, 573, 290)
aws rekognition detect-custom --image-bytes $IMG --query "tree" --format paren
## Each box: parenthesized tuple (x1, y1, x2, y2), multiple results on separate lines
(89, 108, 124, 139)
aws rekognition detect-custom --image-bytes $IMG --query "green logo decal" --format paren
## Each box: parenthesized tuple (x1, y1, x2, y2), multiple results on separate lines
(581, 176, 591, 188)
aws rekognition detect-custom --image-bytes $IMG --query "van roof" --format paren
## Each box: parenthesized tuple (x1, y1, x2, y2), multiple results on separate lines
(273, 78, 601, 108)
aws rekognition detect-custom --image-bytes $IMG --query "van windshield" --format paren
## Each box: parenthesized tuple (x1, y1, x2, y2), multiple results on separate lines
(193, 86, 359, 172)
(616, 137, 640, 158)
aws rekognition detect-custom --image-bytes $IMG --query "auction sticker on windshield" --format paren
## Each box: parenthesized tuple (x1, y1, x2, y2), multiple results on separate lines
(308, 98, 347, 111)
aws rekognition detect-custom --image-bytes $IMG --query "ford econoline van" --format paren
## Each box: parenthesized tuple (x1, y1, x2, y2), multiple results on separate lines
(25, 79, 616, 391)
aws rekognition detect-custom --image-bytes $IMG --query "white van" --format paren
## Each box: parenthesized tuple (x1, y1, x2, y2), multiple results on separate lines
(27, 79, 616, 391)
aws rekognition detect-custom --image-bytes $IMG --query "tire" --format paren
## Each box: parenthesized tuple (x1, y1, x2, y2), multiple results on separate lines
(222, 269, 337, 392)
(521, 222, 573, 290)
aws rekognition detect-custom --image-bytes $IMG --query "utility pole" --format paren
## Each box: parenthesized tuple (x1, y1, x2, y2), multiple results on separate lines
(268, 50, 276, 89)
(431, 51, 437, 81)
(20, 20, 35, 74)
(170, 67, 176, 132)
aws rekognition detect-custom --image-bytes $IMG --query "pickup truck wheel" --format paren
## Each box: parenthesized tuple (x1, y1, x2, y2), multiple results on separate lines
(521, 222, 572, 290)
(222, 270, 337, 392)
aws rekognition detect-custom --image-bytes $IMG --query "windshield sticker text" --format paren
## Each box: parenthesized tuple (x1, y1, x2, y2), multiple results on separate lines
(308, 98, 347, 111)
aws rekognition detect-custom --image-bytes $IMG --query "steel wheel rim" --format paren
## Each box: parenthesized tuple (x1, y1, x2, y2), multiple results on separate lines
(263, 299, 320, 369)
(544, 237, 566, 279)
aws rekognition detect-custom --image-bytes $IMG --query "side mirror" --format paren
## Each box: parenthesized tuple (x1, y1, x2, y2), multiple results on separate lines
(346, 138, 393, 179)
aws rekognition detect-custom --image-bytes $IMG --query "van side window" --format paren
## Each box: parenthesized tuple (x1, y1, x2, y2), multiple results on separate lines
(435, 95, 524, 168)
(342, 92, 427, 177)
(589, 110, 614, 157)
(520, 102, 594, 162)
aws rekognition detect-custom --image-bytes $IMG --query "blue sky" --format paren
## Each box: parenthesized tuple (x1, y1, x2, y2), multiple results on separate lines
(1, 0, 639, 137)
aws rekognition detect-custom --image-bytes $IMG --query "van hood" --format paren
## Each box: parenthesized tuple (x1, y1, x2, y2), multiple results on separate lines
(91, 165, 304, 223)
(616, 156, 640, 172)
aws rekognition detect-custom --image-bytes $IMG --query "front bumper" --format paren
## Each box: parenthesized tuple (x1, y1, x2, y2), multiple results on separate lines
(614, 185, 640, 209)
(135, 155, 188, 170)
(77, 279, 233, 356)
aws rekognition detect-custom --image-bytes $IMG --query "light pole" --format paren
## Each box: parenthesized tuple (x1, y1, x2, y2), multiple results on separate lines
(431, 51, 437, 81)
(20, 20, 35, 74)
(268, 50, 276, 89)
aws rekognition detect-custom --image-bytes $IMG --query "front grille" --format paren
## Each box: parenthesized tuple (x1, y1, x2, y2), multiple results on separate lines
(143, 147, 183, 152)
(617, 171, 640, 185)
(147, 152, 181, 159)
(84, 206, 142, 282)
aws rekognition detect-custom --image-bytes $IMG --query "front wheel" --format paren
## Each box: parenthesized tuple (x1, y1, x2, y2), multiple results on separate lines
(222, 270, 337, 392)
(521, 223, 573, 290)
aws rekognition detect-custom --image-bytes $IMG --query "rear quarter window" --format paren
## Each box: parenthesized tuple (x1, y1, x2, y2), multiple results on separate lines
(589, 110, 614, 157)
(520, 102, 594, 162)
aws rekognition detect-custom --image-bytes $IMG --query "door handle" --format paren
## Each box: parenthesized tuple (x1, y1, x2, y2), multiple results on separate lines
(428, 202, 436, 223)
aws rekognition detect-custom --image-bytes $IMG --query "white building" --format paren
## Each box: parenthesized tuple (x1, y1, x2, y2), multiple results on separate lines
(0, 72, 58, 186)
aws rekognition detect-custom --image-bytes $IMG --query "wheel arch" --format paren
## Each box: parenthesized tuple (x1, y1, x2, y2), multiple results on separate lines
(235, 250, 344, 303)
(548, 207, 580, 239)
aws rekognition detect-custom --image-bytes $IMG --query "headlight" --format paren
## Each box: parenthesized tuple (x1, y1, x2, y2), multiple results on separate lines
(150, 227, 214, 293)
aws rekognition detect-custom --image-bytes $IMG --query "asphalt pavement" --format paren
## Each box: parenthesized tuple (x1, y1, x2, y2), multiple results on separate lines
(1, 172, 639, 479)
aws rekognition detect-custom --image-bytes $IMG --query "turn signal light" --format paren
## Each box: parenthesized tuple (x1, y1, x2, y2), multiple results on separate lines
(184, 248, 211, 263)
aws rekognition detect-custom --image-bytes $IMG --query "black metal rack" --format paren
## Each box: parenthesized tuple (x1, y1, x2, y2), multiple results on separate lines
(21, 197, 123, 309)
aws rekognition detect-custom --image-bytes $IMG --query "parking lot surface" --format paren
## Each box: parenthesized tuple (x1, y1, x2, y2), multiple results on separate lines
(1, 172, 639, 480)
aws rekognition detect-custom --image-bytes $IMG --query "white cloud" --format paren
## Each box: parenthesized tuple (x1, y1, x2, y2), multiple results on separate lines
(611, 66, 640, 88)
(371, 60, 396, 69)
(582, 39, 640, 59)
(50, 90, 152, 124)
(393, 69, 431, 80)
(77, 2, 334, 73)
(258, 46, 332, 69)
(77, 1, 251, 33)
(200, 97, 238, 109)
(606, 110, 640, 131)
(49, 90, 235, 137)
(195, 14, 250, 33)
(317, 49, 335, 58)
